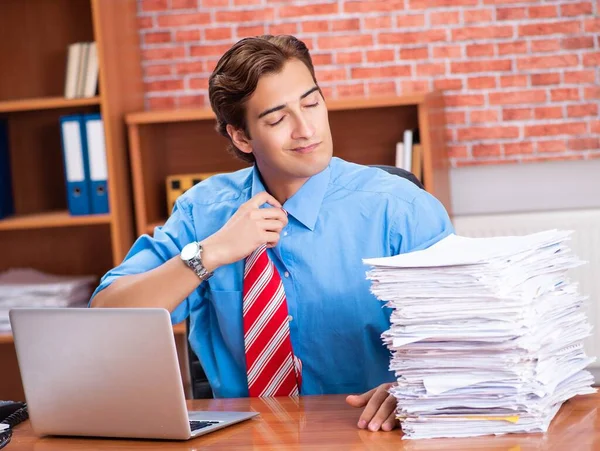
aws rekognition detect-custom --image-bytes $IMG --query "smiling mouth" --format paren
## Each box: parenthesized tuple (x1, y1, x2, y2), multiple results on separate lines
(291, 142, 321, 153)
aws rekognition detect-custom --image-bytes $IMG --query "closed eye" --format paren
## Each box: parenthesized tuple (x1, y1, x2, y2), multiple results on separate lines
(268, 116, 285, 127)
(305, 102, 319, 108)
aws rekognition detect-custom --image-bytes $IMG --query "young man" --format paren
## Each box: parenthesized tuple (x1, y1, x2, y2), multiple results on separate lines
(91, 35, 453, 432)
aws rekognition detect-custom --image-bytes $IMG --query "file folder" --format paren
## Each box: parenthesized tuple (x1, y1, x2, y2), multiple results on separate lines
(83, 113, 109, 214)
(59, 115, 91, 215)
(0, 120, 14, 219)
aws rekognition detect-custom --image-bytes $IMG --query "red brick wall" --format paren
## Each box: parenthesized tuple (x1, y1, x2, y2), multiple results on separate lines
(137, 0, 600, 167)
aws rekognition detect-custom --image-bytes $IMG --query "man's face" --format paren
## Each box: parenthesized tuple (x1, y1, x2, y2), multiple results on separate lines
(237, 58, 333, 182)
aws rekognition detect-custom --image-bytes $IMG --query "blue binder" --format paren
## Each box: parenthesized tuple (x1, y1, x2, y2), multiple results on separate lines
(0, 119, 15, 219)
(82, 113, 109, 214)
(59, 114, 91, 215)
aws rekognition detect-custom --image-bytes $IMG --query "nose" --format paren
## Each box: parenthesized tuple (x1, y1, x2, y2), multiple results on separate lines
(291, 112, 315, 141)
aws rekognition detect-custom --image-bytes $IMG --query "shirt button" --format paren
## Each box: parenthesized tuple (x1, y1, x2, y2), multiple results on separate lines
(284, 271, 290, 278)
(287, 315, 293, 322)
(283, 231, 288, 237)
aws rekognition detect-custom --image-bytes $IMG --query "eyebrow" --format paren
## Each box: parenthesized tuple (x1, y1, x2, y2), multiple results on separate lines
(257, 86, 320, 119)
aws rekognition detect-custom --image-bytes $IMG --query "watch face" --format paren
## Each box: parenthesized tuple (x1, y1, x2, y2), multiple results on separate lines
(181, 242, 199, 261)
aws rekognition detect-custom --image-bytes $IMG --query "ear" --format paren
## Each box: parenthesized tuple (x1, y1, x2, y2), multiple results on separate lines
(226, 124, 253, 156)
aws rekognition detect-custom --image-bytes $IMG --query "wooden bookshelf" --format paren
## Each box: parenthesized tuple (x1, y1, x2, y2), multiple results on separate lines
(0, 0, 144, 401)
(126, 93, 452, 236)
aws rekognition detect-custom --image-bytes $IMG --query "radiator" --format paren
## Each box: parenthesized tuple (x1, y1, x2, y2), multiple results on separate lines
(453, 209, 600, 371)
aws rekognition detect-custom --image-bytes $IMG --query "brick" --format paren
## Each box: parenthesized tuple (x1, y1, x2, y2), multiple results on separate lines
(531, 73, 560, 86)
(337, 83, 365, 98)
(178, 95, 205, 107)
(445, 111, 467, 125)
(145, 79, 184, 92)
(416, 63, 446, 76)
(562, 36, 595, 50)
(396, 14, 426, 28)
(205, 27, 232, 41)
(368, 82, 397, 96)
(564, 70, 597, 84)
(504, 142, 534, 155)
(171, 0, 197, 8)
(335, 51, 363, 64)
(143, 46, 186, 61)
(568, 138, 600, 150)
(144, 31, 172, 44)
(344, 0, 404, 13)
(451, 59, 512, 73)
(500, 75, 528, 87)
(444, 94, 485, 107)
(470, 109, 499, 123)
(472, 144, 502, 157)
(452, 25, 513, 41)
(434, 78, 463, 90)
(316, 68, 346, 82)
(237, 24, 266, 37)
(497, 41, 527, 56)
(551, 88, 580, 101)
(409, 0, 478, 8)
(530, 39, 561, 53)
(380, 30, 446, 44)
(175, 30, 201, 42)
(466, 44, 495, 57)
(584, 87, 600, 99)
(138, 17, 154, 29)
(448, 145, 469, 159)
(311, 53, 333, 65)
(537, 140, 567, 153)
(280, 3, 338, 17)
(216, 9, 274, 23)
(140, 0, 168, 12)
(489, 89, 546, 105)
(367, 49, 396, 63)
(455, 158, 519, 167)
(584, 17, 600, 32)
(351, 65, 412, 79)
(190, 44, 232, 57)
(363, 16, 392, 29)
(524, 122, 587, 137)
(517, 55, 578, 71)
(463, 8, 494, 23)
(318, 34, 373, 49)
(201, 0, 229, 6)
(583, 52, 600, 67)
(433, 45, 462, 59)
(268, 23, 298, 35)
(302, 20, 330, 33)
(561, 1, 594, 16)
(157, 12, 211, 27)
(320, 86, 334, 98)
(400, 47, 429, 60)
(567, 103, 599, 117)
(204, 59, 219, 72)
(401, 80, 430, 93)
(145, 64, 173, 77)
(534, 106, 564, 120)
(332, 19, 361, 31)
(590, 120, 600, 133)
(503, 108, 533, 121)
(518, 20, 581, 37)
(234, 0, 262, 5)
(528, 5, 558, 19)
(430, 11, 460, 25)
(148, 96, 176, 110)
(496, 7, 527, 20)
(175, 61, 204, 75)
(467, 76, 497, 89)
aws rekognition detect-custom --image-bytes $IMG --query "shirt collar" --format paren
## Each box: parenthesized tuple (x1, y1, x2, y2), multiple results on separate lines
(250, 164, 331, 231)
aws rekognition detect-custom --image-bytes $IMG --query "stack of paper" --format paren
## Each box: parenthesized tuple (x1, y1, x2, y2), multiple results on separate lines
(0, 268, 96, 332)
(364, 230, 596, 439)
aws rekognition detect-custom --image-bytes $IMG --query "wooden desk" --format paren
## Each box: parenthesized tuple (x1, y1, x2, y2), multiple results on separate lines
(8, 393, 600, 450)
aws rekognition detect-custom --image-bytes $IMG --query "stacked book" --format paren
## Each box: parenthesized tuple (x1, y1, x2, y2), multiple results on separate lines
(0, 268, 96, 332)
(64, 41, 99, 99)
(364, 230, 596, 439)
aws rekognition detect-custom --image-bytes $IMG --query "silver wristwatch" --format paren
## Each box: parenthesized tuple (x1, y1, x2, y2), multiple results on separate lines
(180, 242, 213, 282)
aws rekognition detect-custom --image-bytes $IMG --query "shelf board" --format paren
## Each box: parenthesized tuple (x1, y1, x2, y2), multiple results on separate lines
(0, 332, 13, 344)
(0, 210, 111, 231)
(0, 96, 101, 113)
(125, 93, 431, 125)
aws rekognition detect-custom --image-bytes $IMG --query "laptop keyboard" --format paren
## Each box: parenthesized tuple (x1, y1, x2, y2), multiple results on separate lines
(190, 420, 221, 432)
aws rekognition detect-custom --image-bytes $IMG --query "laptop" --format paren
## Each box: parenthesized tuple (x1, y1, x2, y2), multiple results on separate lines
(9, 308, 258, 440)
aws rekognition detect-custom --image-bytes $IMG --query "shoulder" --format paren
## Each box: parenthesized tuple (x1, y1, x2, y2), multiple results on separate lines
(177, 167, 253, 209)
(328, 157, 423, 206)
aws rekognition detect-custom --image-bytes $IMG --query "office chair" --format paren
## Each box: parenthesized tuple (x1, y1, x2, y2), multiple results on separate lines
(186, 164, 423, 399)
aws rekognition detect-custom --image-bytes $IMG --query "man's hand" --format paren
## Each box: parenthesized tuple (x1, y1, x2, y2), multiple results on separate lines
(346, 383, 398, 432)
(201, 192, 288, 271)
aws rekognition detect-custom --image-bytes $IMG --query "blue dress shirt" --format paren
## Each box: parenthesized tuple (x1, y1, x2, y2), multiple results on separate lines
(91, 157, 454, 398)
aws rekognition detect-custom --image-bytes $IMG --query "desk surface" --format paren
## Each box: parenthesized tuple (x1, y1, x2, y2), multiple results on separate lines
(9, 393, 600, 450)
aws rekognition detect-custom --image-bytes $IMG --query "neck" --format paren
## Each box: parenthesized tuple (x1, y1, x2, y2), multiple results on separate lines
(256, 167, 308, 205)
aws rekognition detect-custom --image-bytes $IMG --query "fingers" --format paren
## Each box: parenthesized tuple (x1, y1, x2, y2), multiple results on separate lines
(260, 220, 285, 234)
(258, 207, 288, 226)
(264, 231, 281, 249)
(363, 394, 397, 432)
(346, 387, 377, 409)
(381, 410, 398, 432)
(249, 191, 282, 209)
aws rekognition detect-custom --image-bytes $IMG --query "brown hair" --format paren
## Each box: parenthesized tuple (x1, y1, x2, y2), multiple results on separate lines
(209, 35, 320, 163)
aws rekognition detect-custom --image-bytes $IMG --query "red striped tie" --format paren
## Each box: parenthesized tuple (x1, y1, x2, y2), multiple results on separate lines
(243, 244, 302, 397)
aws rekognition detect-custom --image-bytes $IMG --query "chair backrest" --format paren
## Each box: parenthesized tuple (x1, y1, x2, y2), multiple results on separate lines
(369, 164, 424, 189)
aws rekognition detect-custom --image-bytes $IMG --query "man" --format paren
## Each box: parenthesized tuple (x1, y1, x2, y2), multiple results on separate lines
(91, 35, 453, 432)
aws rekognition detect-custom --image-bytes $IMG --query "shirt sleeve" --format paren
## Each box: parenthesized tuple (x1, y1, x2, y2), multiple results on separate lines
(392, 190, 454, 255)
(88, 197, 205, 324)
